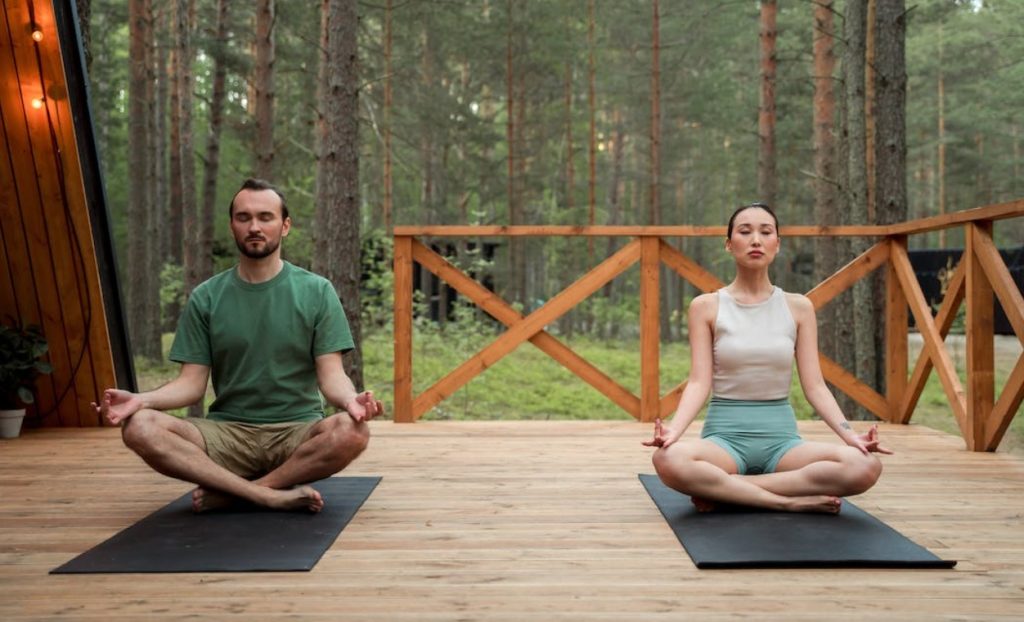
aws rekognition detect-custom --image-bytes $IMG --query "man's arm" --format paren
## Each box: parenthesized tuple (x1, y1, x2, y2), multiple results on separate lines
(94, 363, 211, 425)
(315, 352, 383, 422)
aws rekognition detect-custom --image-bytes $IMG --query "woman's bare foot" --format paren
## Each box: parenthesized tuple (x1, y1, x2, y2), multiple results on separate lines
(690, 496, 717, 512)
(781, 495, 842, 514)
(192, 487, 245, 513)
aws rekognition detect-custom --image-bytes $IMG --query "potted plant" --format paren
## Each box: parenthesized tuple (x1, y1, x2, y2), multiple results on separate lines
(0, 322, 52, 438)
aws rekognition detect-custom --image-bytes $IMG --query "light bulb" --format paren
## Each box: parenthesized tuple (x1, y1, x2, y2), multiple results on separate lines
(31, 29, 43, 42)
(30, 97, 44, 109)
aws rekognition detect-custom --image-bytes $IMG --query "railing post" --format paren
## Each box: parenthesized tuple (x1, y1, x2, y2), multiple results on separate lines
(965, 221, 995, 450)
(393, 235, 414, 422)
(885, 236, 908, 423)
(640, 236, 660, 423)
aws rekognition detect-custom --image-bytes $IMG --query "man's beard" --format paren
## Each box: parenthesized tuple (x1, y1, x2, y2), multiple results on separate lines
(235, 235, 280, 259)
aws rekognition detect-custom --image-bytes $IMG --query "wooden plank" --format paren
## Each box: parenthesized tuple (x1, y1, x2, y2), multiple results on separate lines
(43, 0, 113, 426)
(639, 237, 659, 422)
(805, 240, 890, 310)
(890, 243, 969, 441)
(0, 5, 66, 421)
(657, 239, 725, 293)
(411, 240, 640, 418)
(985, 355, 1024, 451)
(896, 258, 965, 424)
(393, 236, 413, 422)
(885, 239, 908, 421)
(4, 423, 1024, 620)
(412, 240, 641, 418)
(392, 225, 890, 237)
(966, 222, 995, 451)
(970, 222, 1024, 343)
(886, 199, 1024, 236)
(819, 353, 889, 419)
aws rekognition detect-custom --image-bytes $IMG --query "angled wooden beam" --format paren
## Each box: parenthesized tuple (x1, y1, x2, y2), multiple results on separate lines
(970, 224, 1024, 343)
(412, 240, 642, 418)
(640, 238, 660, 422)
(886, 238, 909, 421)
(393, 225, 890, 237)
(805, 240, 890, 310)
(896, 258, 965, 424)
(966, 222, 996, 451)
(393, 236, 414, 422)
(411, 240, 640, 418)
(657, 240, 726, 293)
(886, 199, 1024, 236)
(819, 354, 889, 419)
(985, 355, 1024, 451)
(890, 243, 969, 440)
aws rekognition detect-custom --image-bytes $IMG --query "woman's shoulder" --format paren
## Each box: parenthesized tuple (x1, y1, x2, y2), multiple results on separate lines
(688, 291, 719, 319)
(782, 291, 814, 319)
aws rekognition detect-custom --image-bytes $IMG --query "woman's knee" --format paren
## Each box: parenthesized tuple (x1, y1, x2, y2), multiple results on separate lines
(653, 446, 700, 491)
(844, 452, 882, 494)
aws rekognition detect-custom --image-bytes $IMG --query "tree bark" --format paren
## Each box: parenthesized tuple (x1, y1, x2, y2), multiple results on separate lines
(936, 20, 946, 247)
(314, 0, 364, 389)
(649, 0, 661, 226)
(758, 0, 777, 207)
(199, 0, 229, 285)
(812, 0, 838, 363)
(842, 0, 874, 419)
(254, 0, 275, 179)
(587, 0, 596, 261)
(383, 0, 393, 232)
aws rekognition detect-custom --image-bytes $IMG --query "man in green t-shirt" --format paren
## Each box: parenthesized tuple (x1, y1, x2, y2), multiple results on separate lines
(93, 178, 383, 513)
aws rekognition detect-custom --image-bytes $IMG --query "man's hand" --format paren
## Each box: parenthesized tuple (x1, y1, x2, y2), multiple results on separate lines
(343, 391, 384, 423)
(91, 389, 144, 426)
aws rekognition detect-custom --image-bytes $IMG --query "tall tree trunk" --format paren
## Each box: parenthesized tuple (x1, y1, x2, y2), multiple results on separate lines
(254, 0, 275, 179)
(812, 0, 839, 364)
(874, 0, 907, 393)
(179, 0, 197, 295)
(865, 0, 876, 223)
(314, 0, 364, 389)
(587, 0, 596, 262)
(128, 0, 159, 360)
(383, 0, 393, 232)
(505, 0, 523, 304)
(842, 0, 874, 419)
(602, 107, 624, 303)
(758, 0, 777, 206)
(649, 0, 661, 226)
(153, 3, 169, 327)
(564, 62, 574, 214)
(937, 20, 946, 247)
(200, 0, 229, 284)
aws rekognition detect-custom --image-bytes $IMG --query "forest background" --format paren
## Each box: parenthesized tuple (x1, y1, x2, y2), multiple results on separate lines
(79, 0, 1023, 442)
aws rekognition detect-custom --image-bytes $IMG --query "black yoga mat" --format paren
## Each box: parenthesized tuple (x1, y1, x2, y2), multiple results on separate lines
(52, 476, 380, 574)
(639, 474, 955, 569)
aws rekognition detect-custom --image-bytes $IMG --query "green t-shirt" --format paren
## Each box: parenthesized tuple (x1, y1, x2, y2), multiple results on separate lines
(169, 261, 355, 424)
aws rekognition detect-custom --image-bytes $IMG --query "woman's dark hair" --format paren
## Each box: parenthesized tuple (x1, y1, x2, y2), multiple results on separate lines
(228, 178, 289, 219)
(727, 202, 779, 238)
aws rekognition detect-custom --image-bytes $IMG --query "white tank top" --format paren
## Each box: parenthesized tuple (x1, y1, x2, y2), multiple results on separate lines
(712, 286, 796, 400)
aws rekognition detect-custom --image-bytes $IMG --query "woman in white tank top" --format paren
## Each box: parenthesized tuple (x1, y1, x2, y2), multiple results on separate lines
(644, 203, 892, 513)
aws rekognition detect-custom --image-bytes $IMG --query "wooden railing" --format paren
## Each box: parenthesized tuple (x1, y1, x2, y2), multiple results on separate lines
(393, 201, 1024, 451)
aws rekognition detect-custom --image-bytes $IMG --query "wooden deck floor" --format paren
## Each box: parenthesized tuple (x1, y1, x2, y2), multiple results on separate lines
(2, 421, 1024, 620)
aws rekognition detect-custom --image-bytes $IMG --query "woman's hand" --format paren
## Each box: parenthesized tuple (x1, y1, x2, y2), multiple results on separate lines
(642, 417, 682, 449)
(848, 424, 894, 455)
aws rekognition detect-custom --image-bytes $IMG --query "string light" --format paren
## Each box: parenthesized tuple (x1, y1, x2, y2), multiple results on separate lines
(31, 97, 44, 109)
(31, 27, 43, 42)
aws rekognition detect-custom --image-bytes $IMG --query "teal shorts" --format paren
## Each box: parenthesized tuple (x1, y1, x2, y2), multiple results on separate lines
(701, 397, 803, 475)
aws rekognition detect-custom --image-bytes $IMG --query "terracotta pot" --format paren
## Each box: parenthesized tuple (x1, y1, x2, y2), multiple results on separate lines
(0, 408, 26, 439)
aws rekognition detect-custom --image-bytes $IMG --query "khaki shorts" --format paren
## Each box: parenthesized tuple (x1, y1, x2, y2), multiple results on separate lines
(187, 418, 319, 479)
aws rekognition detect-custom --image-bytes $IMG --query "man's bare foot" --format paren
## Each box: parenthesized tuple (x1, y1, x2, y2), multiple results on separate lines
(192, 487, 246, 513)
(781, 495, 842, 514)
(691, 496, 717, 513)
(264, 485, 324, 513)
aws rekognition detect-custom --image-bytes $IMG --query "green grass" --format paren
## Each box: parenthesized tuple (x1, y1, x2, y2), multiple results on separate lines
(136, 328, 1023, 454)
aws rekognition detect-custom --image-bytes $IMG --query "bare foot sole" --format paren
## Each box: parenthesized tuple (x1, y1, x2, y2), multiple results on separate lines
(192, 487, 248, 513)
(266, 485, 324, 513)
(783, 495, 842, 514)
(690, 496, 717, 513)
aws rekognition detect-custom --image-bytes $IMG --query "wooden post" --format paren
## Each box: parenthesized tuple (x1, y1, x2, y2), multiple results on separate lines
(640, 236, 660, 422)
(885, 237, 908, 422)
(965, 222, 995, 450)
(393, 236, 414, 422)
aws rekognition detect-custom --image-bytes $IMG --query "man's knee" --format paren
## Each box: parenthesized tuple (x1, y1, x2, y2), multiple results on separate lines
(121, 409, 163, 453)
(324, 415, 370, 459)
